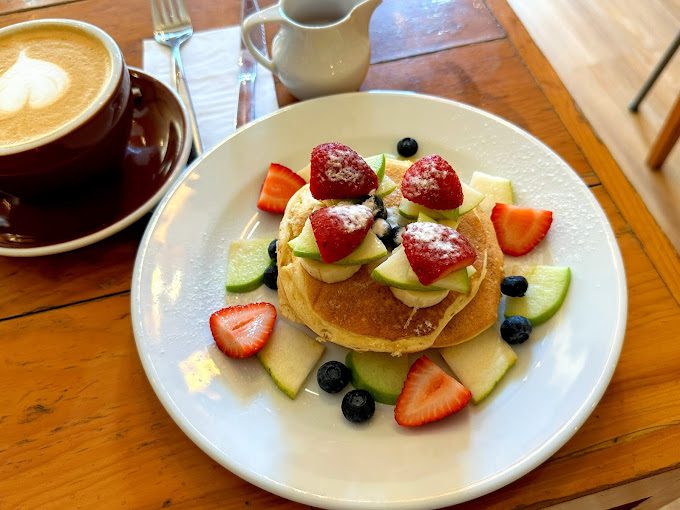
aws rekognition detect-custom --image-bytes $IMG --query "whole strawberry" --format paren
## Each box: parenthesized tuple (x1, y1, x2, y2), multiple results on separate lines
(401, 155, 463, 210)
(401, 222, 476, 286)
(310, 204, 374, 263)
(310, 142, 378, 199)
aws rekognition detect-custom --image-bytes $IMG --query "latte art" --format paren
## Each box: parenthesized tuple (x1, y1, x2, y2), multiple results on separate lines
(0, 51, 70, 114)
(0, 25, 111, 149)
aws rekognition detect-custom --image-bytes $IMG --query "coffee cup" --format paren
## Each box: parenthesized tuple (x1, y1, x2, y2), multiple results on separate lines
(0, 19, 133, 198)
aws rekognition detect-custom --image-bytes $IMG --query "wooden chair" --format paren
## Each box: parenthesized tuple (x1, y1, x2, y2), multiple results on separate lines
(628, 30, 680, 169)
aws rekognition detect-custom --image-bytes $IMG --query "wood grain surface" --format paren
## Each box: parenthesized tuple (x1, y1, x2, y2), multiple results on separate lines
(1, 0, 679, 509)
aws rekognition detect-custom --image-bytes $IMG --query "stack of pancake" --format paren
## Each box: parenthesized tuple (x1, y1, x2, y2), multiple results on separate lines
(277, 157, 504, 355)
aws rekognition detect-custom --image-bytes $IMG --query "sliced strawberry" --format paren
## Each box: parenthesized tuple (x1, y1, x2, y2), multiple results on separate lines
(309, 142, 378, 199)
(310, 204, 374, 263)
(209, 302, 277, 359)
(491, 203, 553, 256)
(401, 222, 476, 286)
(395, 356, 471, 427)
(401, 155, 463, 210)
(257, 163, 306, 214)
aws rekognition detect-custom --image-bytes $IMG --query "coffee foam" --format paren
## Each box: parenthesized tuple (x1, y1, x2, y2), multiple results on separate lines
(0, 51, 70, 113)
(0, 25, 112, 148)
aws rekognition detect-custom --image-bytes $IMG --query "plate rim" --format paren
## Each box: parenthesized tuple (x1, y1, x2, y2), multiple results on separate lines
(0, 67, 192, 258)
(131, 90, 628, 509)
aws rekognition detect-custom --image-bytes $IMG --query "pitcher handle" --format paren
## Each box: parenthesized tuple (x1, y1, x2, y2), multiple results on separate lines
(241, 4, 282, 74)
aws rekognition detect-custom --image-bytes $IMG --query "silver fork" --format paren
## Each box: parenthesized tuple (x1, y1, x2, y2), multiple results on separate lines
(151, 0, 203, 156)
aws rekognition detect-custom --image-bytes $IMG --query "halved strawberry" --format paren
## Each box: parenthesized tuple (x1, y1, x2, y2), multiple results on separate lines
(309, 142, 378, 199)
(209, 302, 277, 359)
(395, 355, 471, 427)
(310, 204, 374, 263)
(257, 163, 306, 214)
(401, 222, 476, 286)
(491, 203, 553, 256)
(401, 155, 463, 210)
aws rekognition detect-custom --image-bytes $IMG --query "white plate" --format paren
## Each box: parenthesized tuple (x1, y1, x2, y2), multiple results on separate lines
(131, 92, 626, 509)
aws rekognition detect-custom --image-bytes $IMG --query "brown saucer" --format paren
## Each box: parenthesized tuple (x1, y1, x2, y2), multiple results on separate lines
(0, 68, 191, 256)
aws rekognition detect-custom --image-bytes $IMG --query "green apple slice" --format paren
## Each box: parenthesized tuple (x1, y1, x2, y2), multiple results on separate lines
(299, 257, 361, 283)
(504, 265, 571, 326)
(364, 153, 386, 182)
(440, 326, 517, 404)
(459, 182, 485, 215)
(346, 350, 410, 405)
(371, 246, 470, 292)
(258, 322, 325, 399)
(375, 174, 397, 198)
(470, 171, 514, 213)
(390, 287, 449, 308)
(288, 219, 388, 265)
(417, 211, 437, 223)
(225, 239, 273, 292)
(398, 198, 459, 220)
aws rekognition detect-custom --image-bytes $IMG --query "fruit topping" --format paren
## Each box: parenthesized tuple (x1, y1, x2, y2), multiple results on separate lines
(364, 153, 386, 181)
(209, 302, 277, 359)
(361, 194, 388, 220)
(500, 275, 528, 297)
(257, 321, 325, 399)
(257, 163, 306, 214)
(401, 222, 476, 286)
(397, 137, 419, 157)
(394, 355, 471, 427)
(401, 155, 463, 210)
(504, 265, 571, 325)
(440, 326, 517, 404)
(500, 316, 532, 344)
(226, 239, 273, 293)
(342, 389, 376, 423)
(470, 171, 513, 213)
(390, 287, 449, 308)
(317, 361, 352, 393)
(373, 218, 401, 250)
(268, 239, 278, 261)
(346, 351, 410, 405)
(263, 264, 278, 290)
(372, 246, 470, 292)
(309, 204, 374, 263)
(310, 142, 378, 199)
(490, 203, 553, 256)
(299, 258, 362, 283)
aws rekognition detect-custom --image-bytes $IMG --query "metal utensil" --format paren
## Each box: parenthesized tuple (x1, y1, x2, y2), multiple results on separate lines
(236, 0, 267, 128)
(151, 0, 203, 156)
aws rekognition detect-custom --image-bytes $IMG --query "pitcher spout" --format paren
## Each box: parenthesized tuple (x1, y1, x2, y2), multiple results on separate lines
(348, 0, 381, 29)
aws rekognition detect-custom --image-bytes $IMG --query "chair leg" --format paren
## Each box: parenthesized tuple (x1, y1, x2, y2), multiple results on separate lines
(647, 92, 680, 169)
(629, 30, 680, 112)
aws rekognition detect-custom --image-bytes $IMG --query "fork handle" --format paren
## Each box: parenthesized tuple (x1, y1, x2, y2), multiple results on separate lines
(171, 45, 203, 157)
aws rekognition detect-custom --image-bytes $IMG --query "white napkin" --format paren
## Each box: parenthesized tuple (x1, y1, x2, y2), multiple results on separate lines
(142, 26, 279, 152)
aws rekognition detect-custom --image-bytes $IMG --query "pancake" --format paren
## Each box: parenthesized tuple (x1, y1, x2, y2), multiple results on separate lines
(277, 156, 502, 355)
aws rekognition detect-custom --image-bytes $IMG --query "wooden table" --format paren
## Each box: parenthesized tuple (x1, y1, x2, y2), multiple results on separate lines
(2, 1, 679, 509)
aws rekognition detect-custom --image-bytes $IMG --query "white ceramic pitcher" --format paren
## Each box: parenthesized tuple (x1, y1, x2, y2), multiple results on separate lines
(241, 0, 381, 100)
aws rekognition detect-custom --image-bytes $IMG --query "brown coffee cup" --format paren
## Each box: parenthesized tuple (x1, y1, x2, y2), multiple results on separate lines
(0, 19, 133, 199)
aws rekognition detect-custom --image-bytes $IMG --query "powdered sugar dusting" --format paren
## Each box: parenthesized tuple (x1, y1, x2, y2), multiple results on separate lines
(408, 159, 445, 192)
(325, 147, 362, 184)
(406, 223, 463, 261)
(329, 204, 372, 233)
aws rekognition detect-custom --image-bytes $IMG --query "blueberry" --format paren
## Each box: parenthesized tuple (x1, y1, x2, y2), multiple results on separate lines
(397, 137, 418, 158)
(362, 195, 387, 220)
(317, 361, 351, 393)
(268, 239, 277, 261)
(263, 264, 278, 290)
(500, 316, 532, 344)
(500, 275, 528, 297)
(377, 223, 402, 251)
(341, 389, 375, 423)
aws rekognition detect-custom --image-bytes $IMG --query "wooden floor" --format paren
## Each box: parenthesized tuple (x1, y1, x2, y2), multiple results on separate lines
(508, 0, 680, 254)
